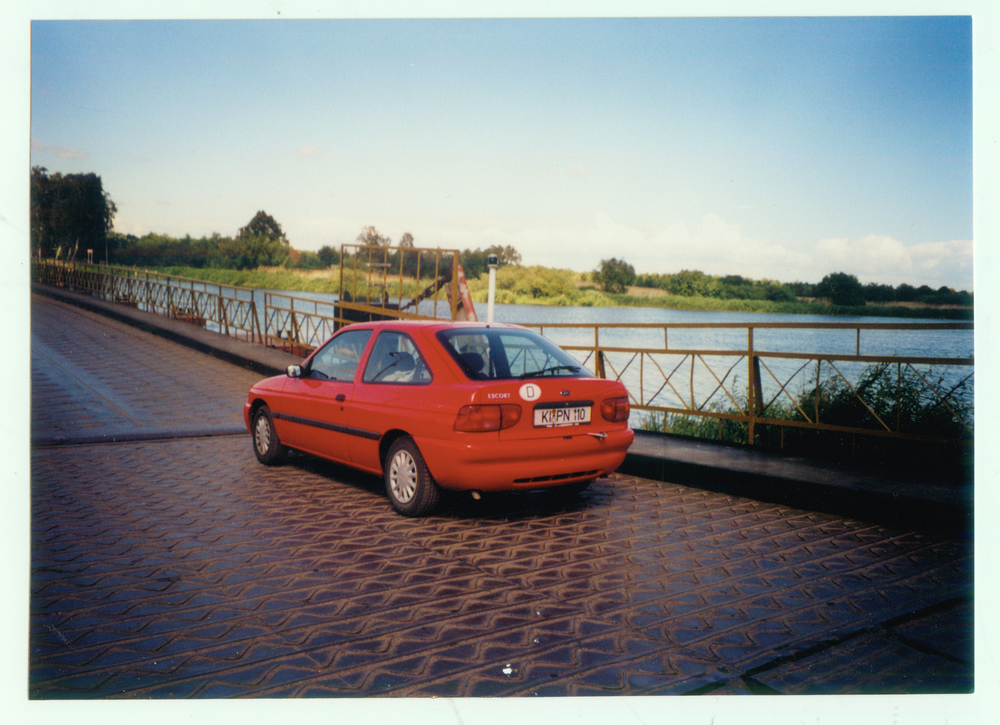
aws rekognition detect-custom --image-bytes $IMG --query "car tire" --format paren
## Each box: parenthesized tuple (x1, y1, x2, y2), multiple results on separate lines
(252, 405, 286, 465)
(385, 437, 441, 517)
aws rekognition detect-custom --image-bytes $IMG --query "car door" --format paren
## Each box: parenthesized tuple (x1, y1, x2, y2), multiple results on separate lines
(348, 330, 435, 469)
(277, 328, 373, 463)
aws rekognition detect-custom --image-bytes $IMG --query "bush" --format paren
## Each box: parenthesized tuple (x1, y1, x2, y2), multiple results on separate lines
(640, 362, 972, 473)
(816, 272, 866, 307)
(469, 265, 579, 302)
(218, 234, 290, 270)
(595, 258, 637, 293)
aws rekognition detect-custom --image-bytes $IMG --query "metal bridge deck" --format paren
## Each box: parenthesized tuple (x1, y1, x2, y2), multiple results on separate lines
(28, 293, 974, 699)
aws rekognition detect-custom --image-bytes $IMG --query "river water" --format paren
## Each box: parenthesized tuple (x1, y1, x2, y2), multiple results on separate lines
(253, 289, 973, 358)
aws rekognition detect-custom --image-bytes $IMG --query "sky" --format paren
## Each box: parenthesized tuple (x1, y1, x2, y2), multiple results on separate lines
(24, 9, 977, 291)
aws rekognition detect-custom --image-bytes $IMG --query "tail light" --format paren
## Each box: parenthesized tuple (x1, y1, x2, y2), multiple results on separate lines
(454, 404, 523, 432)
(601, 396, 630, 423)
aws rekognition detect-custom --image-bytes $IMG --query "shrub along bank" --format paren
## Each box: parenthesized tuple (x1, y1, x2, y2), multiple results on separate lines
(148, 263, 972, 320)
(638, 362, 973, 476)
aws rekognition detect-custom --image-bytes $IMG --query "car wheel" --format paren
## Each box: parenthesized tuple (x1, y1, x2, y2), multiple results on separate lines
(252, 405, 286, 465)
(385, 437, 440, 516)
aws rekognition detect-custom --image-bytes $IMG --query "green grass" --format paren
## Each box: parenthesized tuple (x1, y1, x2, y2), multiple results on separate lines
(153, 266, 341, 293)
(151, 265, 453, 302)
(468, 280, 971, 319)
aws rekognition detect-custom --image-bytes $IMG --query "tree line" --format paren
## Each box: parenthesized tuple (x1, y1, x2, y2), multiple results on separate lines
(30, 166, 117, 262)
(593, 258, 972, 307)
(30, 167, 970, 307)
(106, 222, 524, 281)
(28, 166, 524, 277)
(106, 213, 342, 272)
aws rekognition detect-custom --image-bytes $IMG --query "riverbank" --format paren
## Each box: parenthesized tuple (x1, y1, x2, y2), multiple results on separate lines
(151, 265, 973, 321)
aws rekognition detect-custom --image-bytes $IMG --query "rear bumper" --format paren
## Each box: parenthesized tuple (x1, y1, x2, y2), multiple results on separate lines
(415, 428, 635, 492)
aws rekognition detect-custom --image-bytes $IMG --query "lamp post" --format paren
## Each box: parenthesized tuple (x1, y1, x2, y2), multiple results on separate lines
(487, 254, 499, 323)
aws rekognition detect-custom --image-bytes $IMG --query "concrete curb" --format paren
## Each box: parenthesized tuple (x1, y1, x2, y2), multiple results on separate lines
(623, 432, 972, 534)
(32, 282, 301, 377)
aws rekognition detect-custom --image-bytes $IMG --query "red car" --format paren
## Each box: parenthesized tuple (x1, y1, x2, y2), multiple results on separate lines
(244, 320, 634, 516)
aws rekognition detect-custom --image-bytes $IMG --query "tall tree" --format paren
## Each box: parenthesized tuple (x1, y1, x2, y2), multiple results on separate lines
(595, 258, 637, 294)
(218, 233, 289, 270)
(30, 166, 117, 260)
(816, 272, 866, 307)
(357, 226, 390, 247)
(492, 245, 522, 266)
(238, 211, 288, 245)
(317, 245, 340, 266)
(459, 245, 523, 279)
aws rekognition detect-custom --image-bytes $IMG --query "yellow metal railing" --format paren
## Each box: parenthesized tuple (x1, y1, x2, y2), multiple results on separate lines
(33, 260, 973, 448)
(32, 260, 262, 343)
(260, 291, 337, 355)
(259, 245, 466, 353)
(335, 244, 464, 328)
(523, 321, 974, 447)
(31, 258, 456, 355)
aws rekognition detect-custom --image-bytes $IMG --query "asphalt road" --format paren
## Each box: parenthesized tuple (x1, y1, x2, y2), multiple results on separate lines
(29, 293, 974, 699)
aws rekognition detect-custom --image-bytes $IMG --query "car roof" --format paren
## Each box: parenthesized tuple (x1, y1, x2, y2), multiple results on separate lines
(343, 320, 526, 333)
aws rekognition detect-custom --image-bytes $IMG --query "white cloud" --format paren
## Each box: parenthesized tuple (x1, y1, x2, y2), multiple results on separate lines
(642, 215, 813, 281)
(111, 217, 154, 236)
(811, 235, 973, 289)
(909, 240, 974, 288)
(30, 138, 87, 161)
(296, 145, 324, 159)
(517, 215, 972, 290)
(814, 235, 914, 277)
(281, 211, 973, 291)
(910, 239, 972, 270)
(49, 145, 87, 160)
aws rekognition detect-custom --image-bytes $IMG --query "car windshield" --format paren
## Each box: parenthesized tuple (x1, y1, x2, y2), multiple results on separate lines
(436, 328, 593, 381)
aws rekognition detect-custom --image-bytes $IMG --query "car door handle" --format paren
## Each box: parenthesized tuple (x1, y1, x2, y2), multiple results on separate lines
(335, 394, 347, 402)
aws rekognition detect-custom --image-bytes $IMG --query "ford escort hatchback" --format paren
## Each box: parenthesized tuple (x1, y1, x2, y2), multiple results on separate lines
(245, 321, 634, 516)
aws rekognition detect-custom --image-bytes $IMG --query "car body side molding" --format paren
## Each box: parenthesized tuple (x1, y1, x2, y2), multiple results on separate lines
(272, 411, 382, 441)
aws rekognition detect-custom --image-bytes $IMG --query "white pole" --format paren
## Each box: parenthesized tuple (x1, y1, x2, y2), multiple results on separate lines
(487, 266, 497, 323)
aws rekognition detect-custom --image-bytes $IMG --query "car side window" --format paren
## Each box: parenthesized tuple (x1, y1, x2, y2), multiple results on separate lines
(363, 331, 432, 384)
(308, 329, 373, 381)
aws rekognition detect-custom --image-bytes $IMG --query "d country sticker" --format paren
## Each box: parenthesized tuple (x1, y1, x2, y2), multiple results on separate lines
(519, 383, 541, 401)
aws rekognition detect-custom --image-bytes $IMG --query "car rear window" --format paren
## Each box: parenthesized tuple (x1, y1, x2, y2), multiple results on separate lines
(436, 328, 593, 381)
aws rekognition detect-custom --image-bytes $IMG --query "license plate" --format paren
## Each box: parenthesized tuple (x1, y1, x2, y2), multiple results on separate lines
(534, 405, 591, 427)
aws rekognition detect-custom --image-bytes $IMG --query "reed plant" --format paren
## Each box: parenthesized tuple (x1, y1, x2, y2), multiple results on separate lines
(638, 362, 973, 474)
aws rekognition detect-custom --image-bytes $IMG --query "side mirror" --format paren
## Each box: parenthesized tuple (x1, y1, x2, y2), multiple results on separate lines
(286, 364, 302, 378)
